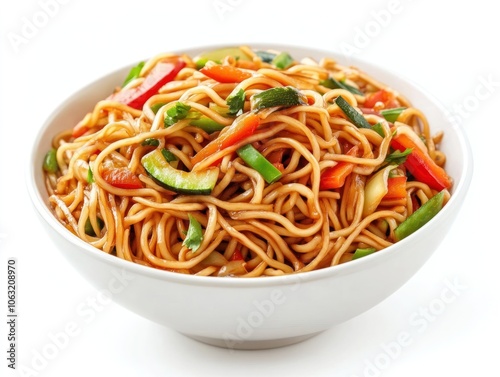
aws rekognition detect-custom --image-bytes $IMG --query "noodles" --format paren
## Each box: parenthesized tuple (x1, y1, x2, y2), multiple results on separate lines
(43, 46, 452, 277)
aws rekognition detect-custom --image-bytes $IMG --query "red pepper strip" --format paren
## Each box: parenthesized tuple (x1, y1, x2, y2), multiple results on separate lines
(101, 167, 143, 189)
(384, 176, 407, 199)
(191, 113, 260, 167)
(72, 120, 90, 138)
(391, 134, 452, 191)
(320, 146, 359, 190)
(108, 58, 186, 110)
(229, 249, 244, 261)
(364, 89, 400, 109)
(200, 64, 252, 83)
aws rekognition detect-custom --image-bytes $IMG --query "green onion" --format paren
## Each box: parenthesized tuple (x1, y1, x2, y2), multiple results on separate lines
(84, 217, 104, 237)
(250, 86, 307, 111)
(237, 144, 282, 184)
(384, 148, 412, 166)
(164, 102, 191, 127)
(272, 52, 293, 70)
(161, 148, 177, 163)
(335, 95, 372, 129)
(380, 107, 406, 123)
(141, 138, 160, 147)
(122, 61, 145, 87)
(255, 50, 277, 63)
(372, 122, 385, 137)
(320, 77, 363, 96)
(226, 88, 245, 116)
(190, 116, 225, 133)
(352, 247, 376, 260)
(183, 214, 203, 252)
(394, 190, 445, 241)
(87, 167, 94, 183)
(43, 148, 58, 173)
(150, 102, 166, 114)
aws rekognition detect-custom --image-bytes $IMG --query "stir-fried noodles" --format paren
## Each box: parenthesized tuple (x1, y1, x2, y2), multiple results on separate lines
(43, 46, 452, 277)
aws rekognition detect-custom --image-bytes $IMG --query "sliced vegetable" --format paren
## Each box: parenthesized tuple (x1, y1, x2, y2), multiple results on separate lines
(384, 148, 412, 166)
(237, 144, 283, 184)
(363, 165, 398, 217)
(255, 50, 276, 63)
(191, 112, 260, 167)
(101, 167, 143, 189)
(320, 77, 363, 96)
(364, 89, 400, 109)
(372, 122, 385, 137)
(150, 102, 166, 114)
(394, 190, 445, 241)
(319, 145, 359, 190)
(194, 47, 251, 69)
(108, 58, 186, 110)
(272, 52, 293, 69)
(218, 260, 248, 277)
(183, 214, 203, 252)
(335, 95, 372, 129)
(87, 167, 94, 183)
(380, 107, 406, 123)
(226, 88, 246, 116)
(142, 149, 219, 194)
(229, 249, 244, 261)
(71, 120, 90, 138)
(160, 148, 178, 168)
(189, 116, 225, 133)
(384, 175, 407, 200)
(84, 217, 104, 237)
(43, 148, 58, 173)
(122, 61, 145, 87)
(352, 247, 376, 260)
(250, 86, 307, 111)
(141, 138, 160, 147)
(164, 102, 191, 126)
(391, 133, 452, 191)
(200, 64, 252, 83)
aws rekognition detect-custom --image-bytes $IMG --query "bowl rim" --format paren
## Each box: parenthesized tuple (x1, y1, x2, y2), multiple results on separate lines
(26, 43, 474, 288)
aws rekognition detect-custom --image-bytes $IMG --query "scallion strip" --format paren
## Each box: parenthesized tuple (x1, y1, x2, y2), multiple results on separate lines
(237, 144, 282, 184)
(335, 95, 372, 129)
(380, 107, 406, 123)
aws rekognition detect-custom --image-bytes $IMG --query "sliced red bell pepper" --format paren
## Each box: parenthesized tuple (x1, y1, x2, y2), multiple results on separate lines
(229, 249, 244, 261)
(200, 64, 252, 83)
(191, 112, 260, 167)
(384, 176, 407, 199)
(108, 58, 186, 110)
(364, 89, 400, 109)
(72, 120, 90, 138)
(101, 167, 143, 189)
(391, 134, 452, 191)
(320, 145, 359, 190)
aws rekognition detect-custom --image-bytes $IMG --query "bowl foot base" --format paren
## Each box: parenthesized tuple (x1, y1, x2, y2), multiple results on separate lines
(182, 331, 322, 350)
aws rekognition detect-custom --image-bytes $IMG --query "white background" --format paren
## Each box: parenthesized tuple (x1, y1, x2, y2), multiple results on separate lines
(1, 0, 498, 376)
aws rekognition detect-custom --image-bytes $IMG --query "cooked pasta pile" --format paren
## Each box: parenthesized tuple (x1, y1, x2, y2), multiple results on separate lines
(43, 46, 452, 277)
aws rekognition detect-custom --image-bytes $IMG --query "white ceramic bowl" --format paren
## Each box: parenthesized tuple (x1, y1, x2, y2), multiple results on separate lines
(27, 44, 473, 350)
